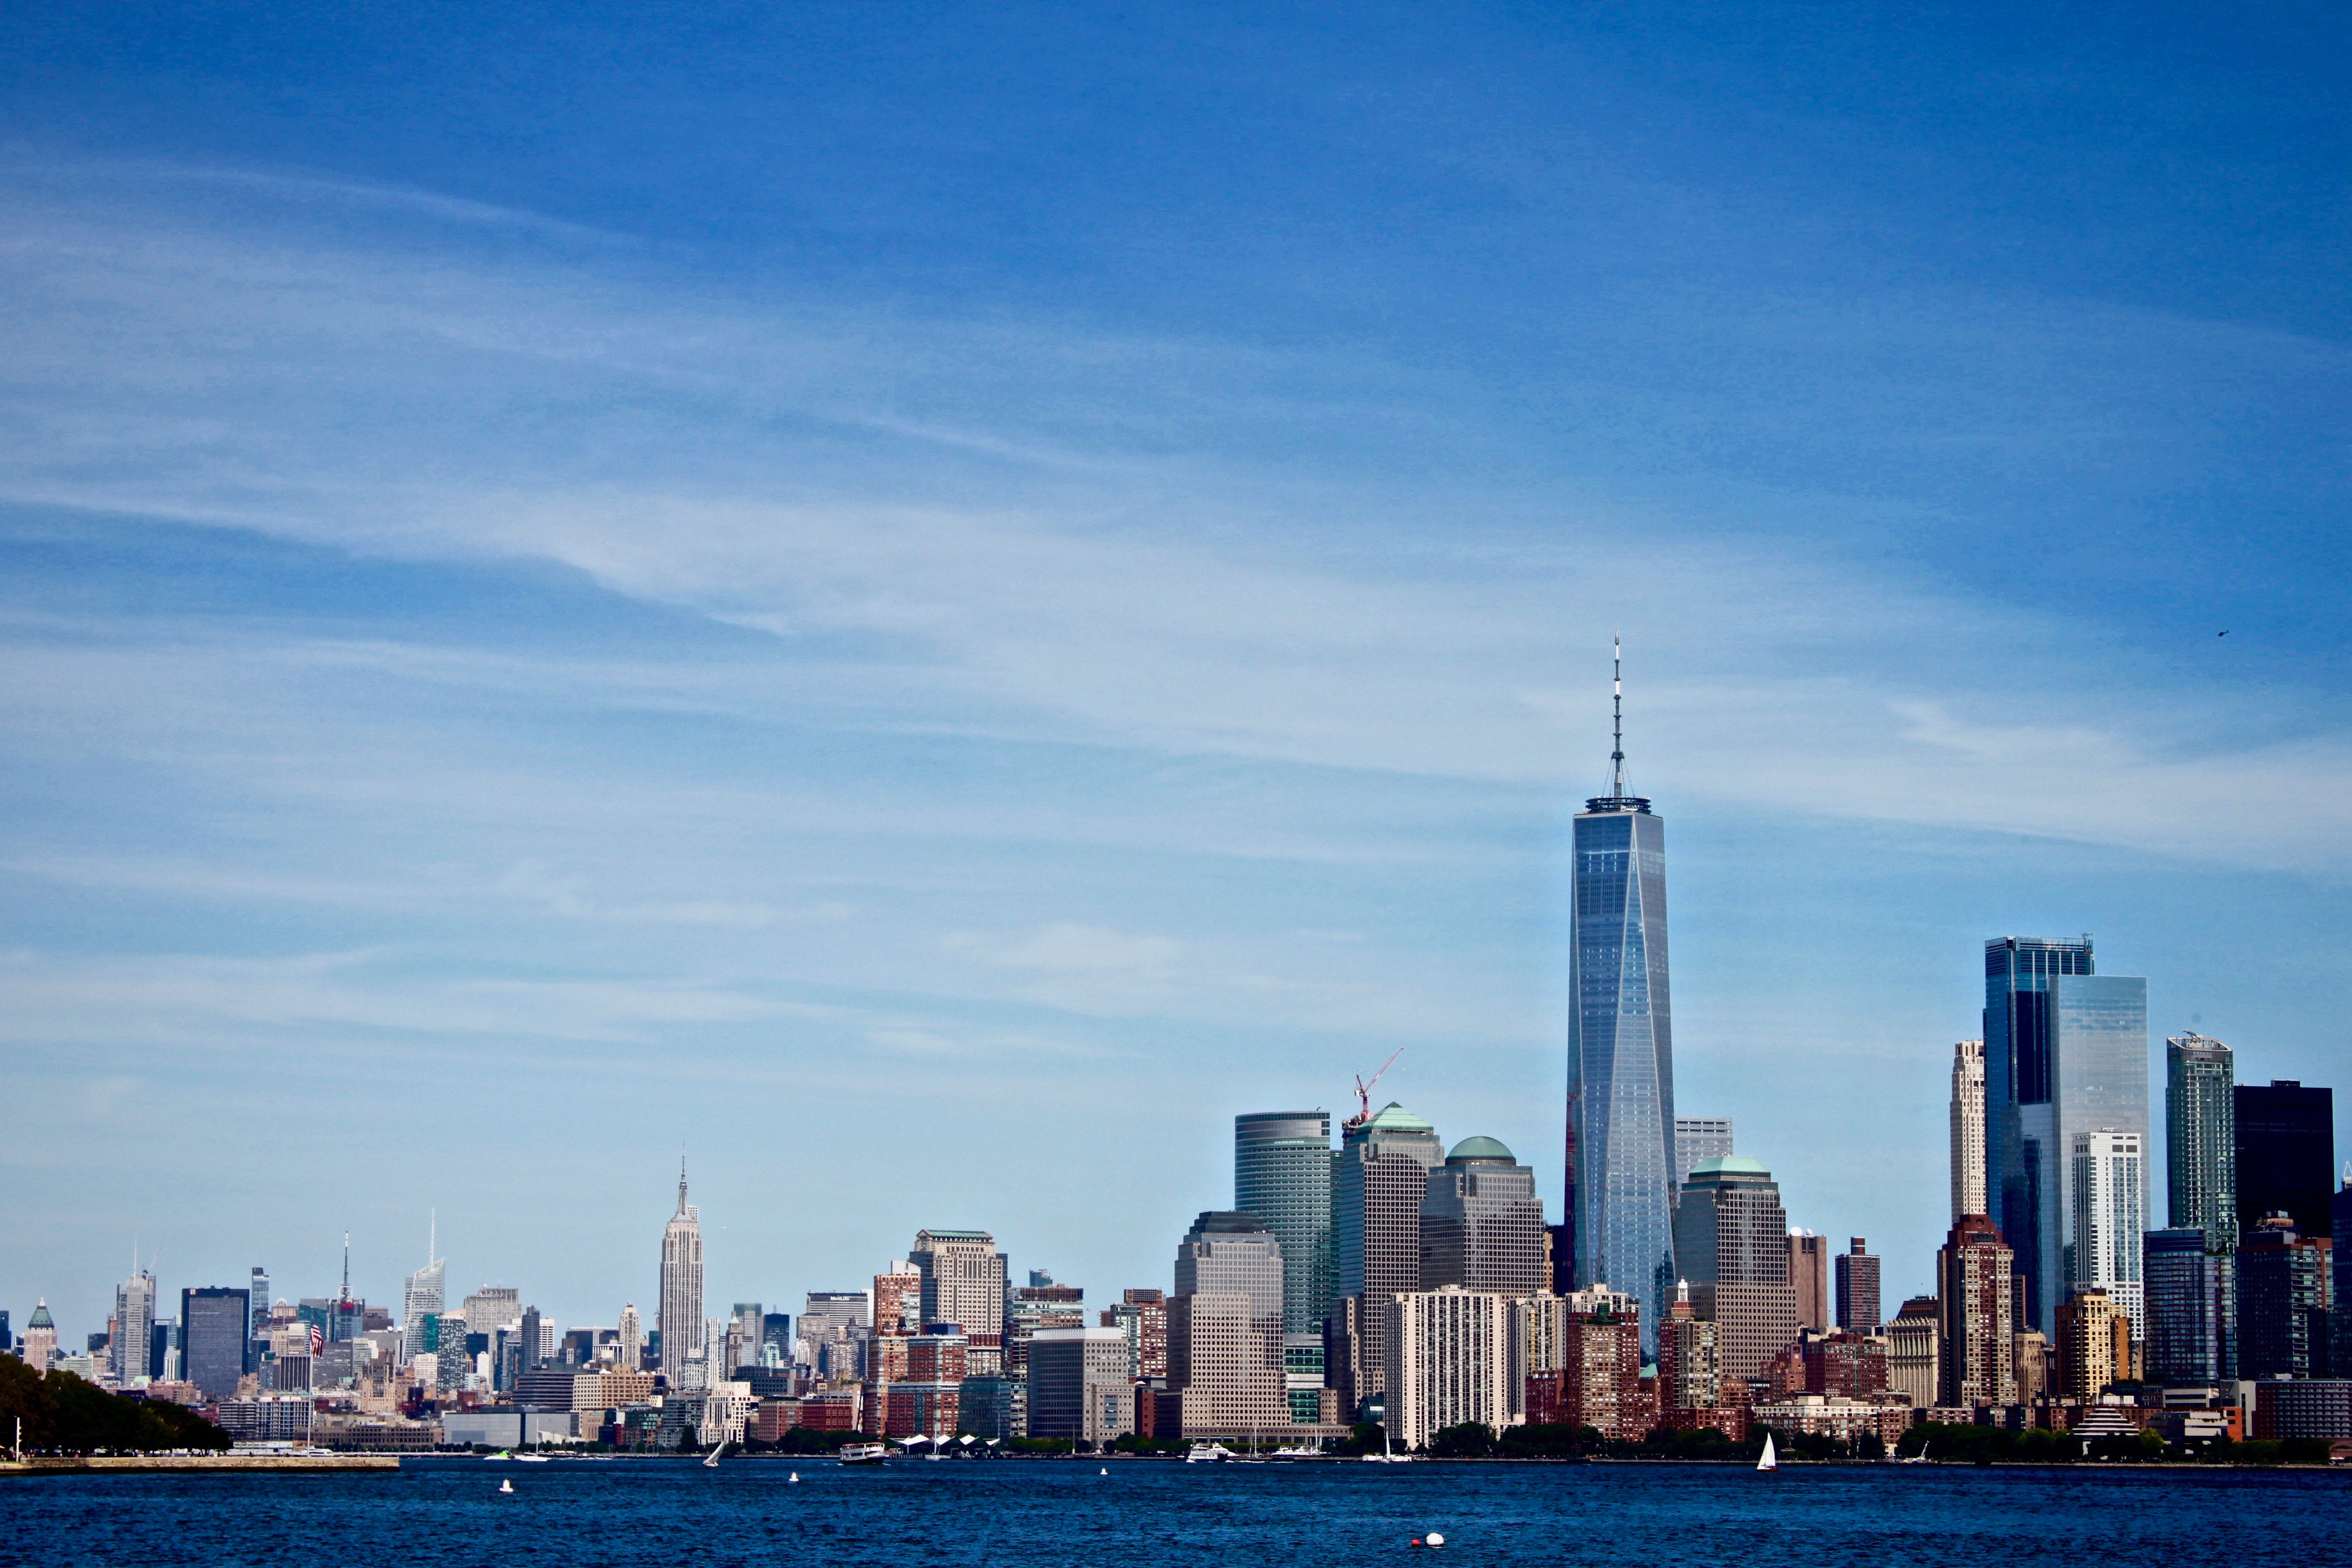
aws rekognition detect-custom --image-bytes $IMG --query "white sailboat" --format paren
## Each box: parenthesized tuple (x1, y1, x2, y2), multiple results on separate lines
(1756, 1433, 1778, 1473)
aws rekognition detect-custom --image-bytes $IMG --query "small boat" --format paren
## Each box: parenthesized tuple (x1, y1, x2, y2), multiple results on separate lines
(838, 1443, 889, 1465)
(497, 1477, 514, 1494)
(703, 1442, 726, 1469)
(516, 1452, 550, 1464)
(1185, 1441, 1233, 1463)
(1757, 1433, 1778, 1473)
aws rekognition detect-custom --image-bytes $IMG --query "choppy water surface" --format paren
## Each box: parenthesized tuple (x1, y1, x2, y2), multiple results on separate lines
(9, 1456, 2350, 1567)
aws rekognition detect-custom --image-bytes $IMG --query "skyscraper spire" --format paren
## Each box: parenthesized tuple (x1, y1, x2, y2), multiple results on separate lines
(1611, 631, 1625, 798)
(679, 1155, 689, 1214)
(341, 1231, 351, 1303)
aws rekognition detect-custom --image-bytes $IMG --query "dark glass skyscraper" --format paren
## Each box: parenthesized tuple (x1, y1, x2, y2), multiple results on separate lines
(1566, 640, 1675, 1350)
(1984, 935, 2149, 1334)
(180, 1286, 252, 1401)
(2234, 1079, 2334, 1240)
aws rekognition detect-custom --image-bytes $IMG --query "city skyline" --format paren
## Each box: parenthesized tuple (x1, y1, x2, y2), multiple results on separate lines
(6, 924, 2339, 1344)
(5, 5, 2352, 1350)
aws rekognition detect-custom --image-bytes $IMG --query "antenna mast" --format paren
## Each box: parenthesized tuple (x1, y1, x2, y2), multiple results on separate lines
(1611, 632, 1625, 798)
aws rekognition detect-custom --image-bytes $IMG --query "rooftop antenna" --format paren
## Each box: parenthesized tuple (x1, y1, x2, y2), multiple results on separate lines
(1611, 631, 1626, 799)
(341, 1231, 351, 1305)
(429, 1209, 438, 1268)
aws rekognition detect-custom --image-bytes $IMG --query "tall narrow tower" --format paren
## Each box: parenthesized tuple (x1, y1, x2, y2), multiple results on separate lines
(1950, 1040, 1987, 1223)
(659, 1161, 704, 1382)
(1565, 637, 1676, 1351)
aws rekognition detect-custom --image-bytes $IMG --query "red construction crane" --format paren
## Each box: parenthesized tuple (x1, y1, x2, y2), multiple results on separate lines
(1343, 1048, 1404, 1132)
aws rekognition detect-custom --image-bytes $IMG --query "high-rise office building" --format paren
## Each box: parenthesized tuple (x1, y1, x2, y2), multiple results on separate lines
(1331, 1100, 1443, 1416)
(1936, 1214, 2015, 1408)
(434, 1312, 469, 1390)
(249, 1267, 270, 1340)
(1385, 1286, 1514, 1452)
(401, 1257, 446, 1365)
(799, 1289, 870, 1374)
(180, 1287, 250, 1400)
(1787, 1231, 1830, 1333)
(2144, 1226, 2234, 1383)
(618, 1303, 643, 1371)
(112, 1270, 157, 1384)
(1174, 1213, 1284, 1350)
(1659, 1281, 1720, 1412)
(1834, 1238, 1882, 1332)
(23, 1301, 57, 1372)
(1006, 1278, 1085, 1377)
(659, 1163, 705, 1379)
(2236, 1213, 2328, 1379)
(2166, 1033, 2236, 1242)
(1983, 935, 2149, 1333)
(1885, 1296, 1939, 1408)
(2069, 1128, 2146, 1354)
(1670, 1156, 1797, 1383)
(1027, 1327, 1135, 1443)
(1235, 1110, 1334, 1413)
(2055, 1287, 2126, 1401)
(1234, 1112, 1335, 1339)
(2235, 1079, 2334, 1240)
(1103, 1288, 1169, 1380)
(2337, 1172, 2352, 1375)
(1420, 1136, 1547, 1297)
(872, 1264, 921, 1337)
(1950, 1040, 1986, 1222)
(1565, 643, 1676, 1345)
(913, 1229, 1009, 1370)
(1167, 1212, 1289, 1437)
(1673, 1118, 1733, 1191)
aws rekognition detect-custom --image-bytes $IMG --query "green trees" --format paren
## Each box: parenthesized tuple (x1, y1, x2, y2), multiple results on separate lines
(0, 1358, 232, 1455)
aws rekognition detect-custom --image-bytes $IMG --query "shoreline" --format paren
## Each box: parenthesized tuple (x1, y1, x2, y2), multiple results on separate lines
(0, 1454, 401, 1478)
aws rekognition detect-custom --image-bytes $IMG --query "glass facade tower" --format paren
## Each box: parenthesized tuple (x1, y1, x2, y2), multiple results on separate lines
(1985, 936, 2149, 1334)
(2234, 1079, 2335, 1240)
(1233, 1112, 1334, 1343)
(1565, 638, 1674, 1353)
(1567, 793, 1674, 1347)
(2166, 1033, 2236, 1242)
(1234, 1111, 1335, 1423)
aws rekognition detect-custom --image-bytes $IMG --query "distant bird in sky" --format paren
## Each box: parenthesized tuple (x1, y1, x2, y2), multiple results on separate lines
(2219, 630, 2229, 637)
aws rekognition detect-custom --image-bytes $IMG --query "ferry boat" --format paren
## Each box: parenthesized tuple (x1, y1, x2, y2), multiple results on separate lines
(838, 1442, 890, 1465)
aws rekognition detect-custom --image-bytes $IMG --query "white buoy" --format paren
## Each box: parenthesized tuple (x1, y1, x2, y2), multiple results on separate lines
(1426, 1533, 1445, 1548)
(788, 1471, 799, 1483)
(498, 1478, 514, 1494)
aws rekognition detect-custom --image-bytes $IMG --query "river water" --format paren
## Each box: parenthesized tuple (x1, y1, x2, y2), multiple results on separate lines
(9, 1455, 2349, 1567)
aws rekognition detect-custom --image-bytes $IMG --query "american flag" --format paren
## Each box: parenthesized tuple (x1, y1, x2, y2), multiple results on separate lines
(309, 1324, 324, 1355)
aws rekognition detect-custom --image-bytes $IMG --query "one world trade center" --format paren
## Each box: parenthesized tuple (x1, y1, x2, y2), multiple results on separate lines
(1564, 638, 1676, 1351)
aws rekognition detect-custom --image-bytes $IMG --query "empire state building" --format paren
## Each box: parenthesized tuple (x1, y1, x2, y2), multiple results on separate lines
(1563, 638, 1676, 1352)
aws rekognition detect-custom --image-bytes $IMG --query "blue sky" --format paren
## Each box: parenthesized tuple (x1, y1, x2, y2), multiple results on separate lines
(3, 2, 2347, 1339)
